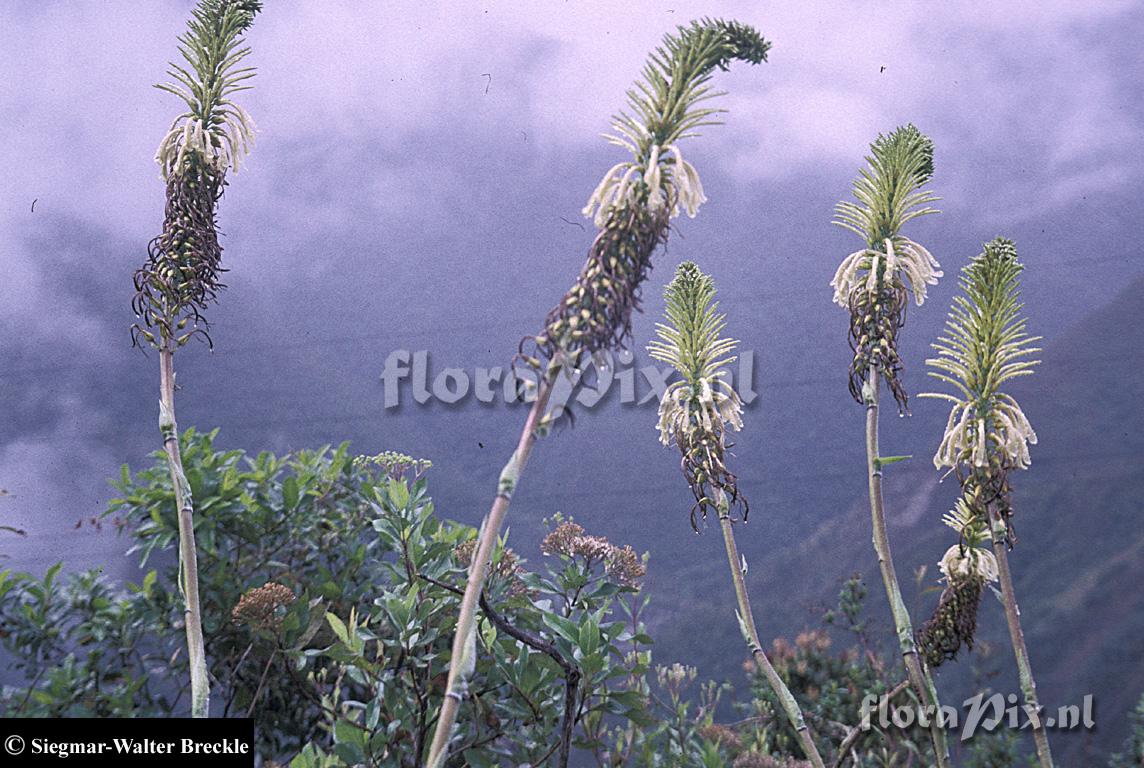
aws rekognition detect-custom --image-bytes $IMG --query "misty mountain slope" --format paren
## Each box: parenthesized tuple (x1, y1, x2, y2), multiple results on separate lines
(641, 275, 1144, 760)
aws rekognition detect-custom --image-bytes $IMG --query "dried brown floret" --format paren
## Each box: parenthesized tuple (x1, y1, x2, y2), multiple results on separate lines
(453, 541, 528, 598)
(698, 723, 743, 751)
(917, 573, 984, 668)
(232, 582, 295, 632)
(605, 544, 646, 588)
(540, 521, 586, 558)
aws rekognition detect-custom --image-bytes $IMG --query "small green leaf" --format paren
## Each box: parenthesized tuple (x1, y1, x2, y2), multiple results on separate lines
(283, 476, 300, 509)
(541, 612, 580, 645)
(326, 612, 350, 646)
(875, 454, 912, 469)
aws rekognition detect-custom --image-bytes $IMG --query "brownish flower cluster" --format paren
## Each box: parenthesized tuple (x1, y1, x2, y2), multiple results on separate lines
(698, 723, 743, 751)
(917, 573, 984, 668)
(540, 521, 647, 588)
(453, 540, 528, 597)
(732, 754, 811, 768)
(232, 582, 295, 632)
(768, 630, 834, 679)
(516, 203, 670, 387)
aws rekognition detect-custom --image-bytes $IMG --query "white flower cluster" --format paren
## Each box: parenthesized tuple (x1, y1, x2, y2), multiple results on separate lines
(830, 237, 942, 308)
(938, 543, 999, 583)
(933, 394, 1037, 470)
(656, 375, 743, 448)
(155, 105, 256, 179)
(582, 143, 706, 228)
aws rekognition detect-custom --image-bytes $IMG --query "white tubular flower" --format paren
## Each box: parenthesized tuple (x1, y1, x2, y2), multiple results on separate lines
(644, 144, 663, 203)
(934, 402, 973, 469)
(897, 237, 942, 305)
(994, 394, 1037, 469)
(829, 249, 873, 307)
(583, 142, 709, 227)
(582, 162, 640, 227)
(830, 236, 942, 311)
(712, 375, 744, 432)
(656, 381, 691, 446)
(973, 418, 988, 467)
(666, 144, 707, 218)
(938, 544, 999, 583)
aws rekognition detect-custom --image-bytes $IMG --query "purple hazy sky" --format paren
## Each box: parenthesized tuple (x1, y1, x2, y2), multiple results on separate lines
(2, 0, 1141, 578)
(1, 3, 1143, 751)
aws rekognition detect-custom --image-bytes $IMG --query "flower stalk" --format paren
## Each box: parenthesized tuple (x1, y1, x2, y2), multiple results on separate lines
(832, 125, 950, 766)
(649, 262, 825, 768)
(922, 237, 1053, 767)
(424, 21, 770, 766)
(131, 0, 262, 718)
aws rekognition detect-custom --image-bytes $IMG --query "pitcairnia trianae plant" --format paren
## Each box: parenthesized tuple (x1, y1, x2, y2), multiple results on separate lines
(130, 0, 261, 718)
(425, 19, 771, 767)
(921, 237, 1054, 767)
(648, 262, 826, 768)
(829, 125, 951, 767)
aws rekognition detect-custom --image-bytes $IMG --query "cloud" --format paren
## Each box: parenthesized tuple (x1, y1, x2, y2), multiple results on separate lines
(3, 1, 1138, 244)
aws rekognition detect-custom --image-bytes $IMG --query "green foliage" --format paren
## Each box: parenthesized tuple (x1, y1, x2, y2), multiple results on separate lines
(611, 19, 771, 157)
(833, 124, 938, 250)
(1109, 691, 1144, 768)
(0, 564, 166, 717)
(3, 433, 745, 765)
(648, 262, 738, 390)
(310, 510, 660, 766)
(926, 238, 1040, 404)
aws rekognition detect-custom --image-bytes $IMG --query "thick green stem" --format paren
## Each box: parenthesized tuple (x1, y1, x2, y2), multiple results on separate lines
(863, 372, 949, 766)
(424, 374, 556, 768)
(717, 494, 825, 768)
(987, 505, 1054, 768)
(159, 344, 209, 718)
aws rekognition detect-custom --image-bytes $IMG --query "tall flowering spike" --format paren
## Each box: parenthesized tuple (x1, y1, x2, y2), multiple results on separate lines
(922, 237, 1041, 536)
(132, 0, 262, 351)
(830, 124, 942, 411)
(648, 262, 746, 530)
(518, 19, 769, 382)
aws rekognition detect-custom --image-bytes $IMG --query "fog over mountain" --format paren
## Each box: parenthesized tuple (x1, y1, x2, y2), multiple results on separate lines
(2, 1, 1142, 761)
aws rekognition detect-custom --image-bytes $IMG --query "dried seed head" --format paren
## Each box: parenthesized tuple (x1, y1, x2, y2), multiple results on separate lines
(453, 541, 527, 597)
(605, 544, 647, 589)
(232, 582, 295, 632)
(917, 573, 984, 668)
(540, 520, 645, 588)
